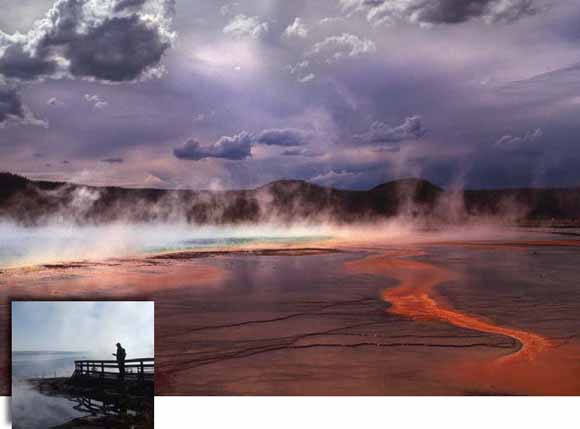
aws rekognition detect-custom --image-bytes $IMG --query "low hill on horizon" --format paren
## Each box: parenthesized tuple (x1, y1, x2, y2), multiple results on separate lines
(0, 172, 579, 225)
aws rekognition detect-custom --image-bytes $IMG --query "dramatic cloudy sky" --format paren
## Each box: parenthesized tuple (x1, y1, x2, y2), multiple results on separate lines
(1, 0, 579, 190)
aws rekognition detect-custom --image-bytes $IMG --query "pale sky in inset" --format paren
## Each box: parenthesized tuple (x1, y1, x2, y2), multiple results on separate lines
(11, 301, 154, 358)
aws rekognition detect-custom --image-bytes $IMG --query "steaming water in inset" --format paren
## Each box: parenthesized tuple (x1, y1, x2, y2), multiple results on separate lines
(0, 222, 332, 268)
(12, 351, 95, 429)
(12, 351, 89, 379)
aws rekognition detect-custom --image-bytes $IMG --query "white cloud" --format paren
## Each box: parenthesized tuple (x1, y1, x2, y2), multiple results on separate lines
(298, 73, 315, 83)
(494, 128, 543, 150)
(319, 17, 347, 26)
(307, 33, 376, 61)
(46, 97, 62, 106)
(310, 169, 361, 187)
(284, 17, 309, 39)
(84, 93, 108, 109)
(223, 14, 270, 40)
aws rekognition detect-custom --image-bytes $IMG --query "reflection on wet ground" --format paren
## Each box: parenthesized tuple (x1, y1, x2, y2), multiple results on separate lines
(70, 394, 134, 416)
(1, 235, 579, 395)
(62, 382, 149, 428)
(13, 378, 152, 429)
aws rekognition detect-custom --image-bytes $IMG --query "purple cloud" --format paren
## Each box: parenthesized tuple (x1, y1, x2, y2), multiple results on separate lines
(174, 133, 253, 161)
(354, 116, 426, 145)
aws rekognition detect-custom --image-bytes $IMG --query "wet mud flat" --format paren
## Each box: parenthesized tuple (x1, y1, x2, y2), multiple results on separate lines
(1, 237, 580, 395)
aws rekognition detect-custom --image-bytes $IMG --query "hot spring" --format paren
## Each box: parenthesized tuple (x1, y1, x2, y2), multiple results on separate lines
(0, 222, 334, 268)
(0, 219, 547, 269)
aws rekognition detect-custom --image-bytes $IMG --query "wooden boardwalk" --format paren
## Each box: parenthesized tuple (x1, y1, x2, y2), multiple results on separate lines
(72, 358, 154, 384)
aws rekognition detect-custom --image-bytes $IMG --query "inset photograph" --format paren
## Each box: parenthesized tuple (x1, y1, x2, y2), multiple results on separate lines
(11, 301, 154, 429)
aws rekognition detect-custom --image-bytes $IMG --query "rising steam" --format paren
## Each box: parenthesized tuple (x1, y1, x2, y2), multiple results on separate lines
(0, 174, 562, 267)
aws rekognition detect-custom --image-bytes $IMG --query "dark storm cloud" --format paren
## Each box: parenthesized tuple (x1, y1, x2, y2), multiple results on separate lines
(0, 84, 46, 127)
(0, 0, 175, 125)
(174, 133, 253, 161)
(281, 147, 322, 157)
(354, 116, 426, 145)
(0, 0, 175, 83)
(281, 148, 306, 156)
(0, 86, 25, 124)
(341, 0, 537, 25)
(0, 43, 57, 80)
(101, 157, 124, 164)
(413, 0, 536, 24)
(65, 15, 171, 82)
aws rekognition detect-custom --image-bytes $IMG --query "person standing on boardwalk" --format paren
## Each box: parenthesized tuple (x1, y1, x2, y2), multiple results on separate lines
(112, 342, 127, 380)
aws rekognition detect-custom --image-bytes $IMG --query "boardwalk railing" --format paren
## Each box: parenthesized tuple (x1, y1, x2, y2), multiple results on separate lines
(73, 358, 154, 382)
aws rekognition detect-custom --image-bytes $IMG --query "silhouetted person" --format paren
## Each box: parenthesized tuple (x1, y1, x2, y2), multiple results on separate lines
(113, 342, 126, 381)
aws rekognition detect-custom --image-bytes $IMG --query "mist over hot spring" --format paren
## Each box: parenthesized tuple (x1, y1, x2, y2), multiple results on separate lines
(0, 222, 340, 267)
(1, 172, 579, 267)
